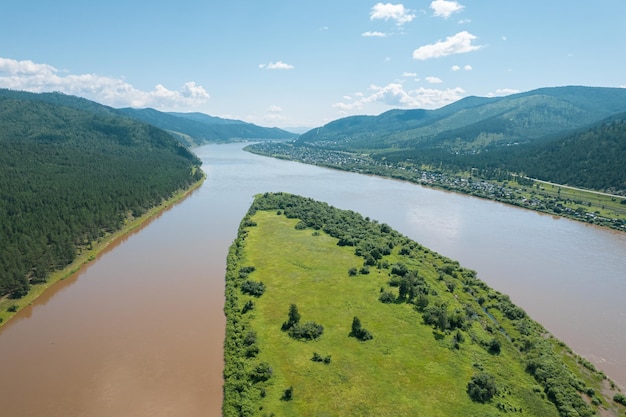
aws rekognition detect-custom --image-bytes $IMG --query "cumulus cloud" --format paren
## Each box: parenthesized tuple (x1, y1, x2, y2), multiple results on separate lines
(403, 72, 417, 77)
(451, 64, 472, 71)
(430, 0, 464, 19)
(621, 85, 626, 89)
(362, 31, 387, 37)
(426, 76, 443, 84)
(413, 31, 482, 60)
(487, 88, 520, 97)
(333, 83, 464, 111)
(0, 57, 209, 109)
(264, 105, 286, 123)
(370, 3, 416, 25)
(259, 61, 294, 70)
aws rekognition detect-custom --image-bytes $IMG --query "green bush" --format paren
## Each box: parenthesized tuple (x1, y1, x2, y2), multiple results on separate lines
(241, 280, 265, 297)
(467, 373, 498, 403)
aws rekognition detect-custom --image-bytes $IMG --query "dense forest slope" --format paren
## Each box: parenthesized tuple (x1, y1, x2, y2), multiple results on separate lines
(0, 89, 203, 299)
(273, 86, 626, 195)
(298, 86, 626, 152)
(118, 107, 296, 146)
(224, 192, 626, 416)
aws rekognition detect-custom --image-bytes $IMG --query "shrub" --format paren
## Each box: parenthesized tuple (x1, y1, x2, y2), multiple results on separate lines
(241, 280, 265, 297)
(289, 322, 324, 340)
(7, 304, 18, 313)
(467, 373, 498, 403)
(312, 352, 332, 364)
(281, 386, 293, 401)
(250, 362, 272, 383)
(614, 393, 626, 406)
(379, 291, 396, 304)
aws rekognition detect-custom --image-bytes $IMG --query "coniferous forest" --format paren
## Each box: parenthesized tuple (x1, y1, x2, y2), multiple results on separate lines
(0, 89, 203, 299)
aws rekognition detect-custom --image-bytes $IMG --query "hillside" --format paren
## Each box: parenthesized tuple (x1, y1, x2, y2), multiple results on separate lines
(118, 107, 297, 146)
(297, 86, 626, 153)
(224, 192, 626, 417)
(0, 89, 203, 300)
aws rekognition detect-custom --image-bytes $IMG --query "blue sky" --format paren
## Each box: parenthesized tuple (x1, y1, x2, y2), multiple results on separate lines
(2, 1, 626, 130)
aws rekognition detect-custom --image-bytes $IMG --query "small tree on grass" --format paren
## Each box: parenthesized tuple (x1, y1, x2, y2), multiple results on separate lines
(349, 316, 373, 341)
(281, 304, 301, 331)
(281, 386, 294, 401)
(281, 304, 324, 340)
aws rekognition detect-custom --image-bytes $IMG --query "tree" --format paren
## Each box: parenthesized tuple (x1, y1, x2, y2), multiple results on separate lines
(349, 316, 373, 341)
(281, 386, 294, 401)
(282, 303, 301, 330)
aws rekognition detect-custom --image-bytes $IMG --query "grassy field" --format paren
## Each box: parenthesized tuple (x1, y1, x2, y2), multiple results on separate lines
(0, 174, 205, 328)
(236, 210, 568, 416)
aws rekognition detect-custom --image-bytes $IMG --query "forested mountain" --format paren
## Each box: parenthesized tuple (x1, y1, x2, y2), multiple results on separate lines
(289, 86, 626, 193)
(118, 107, 297, 147)
(297, 86, 626, 152)
(394, 112, 626, 193)
(0, 89, 203, 299)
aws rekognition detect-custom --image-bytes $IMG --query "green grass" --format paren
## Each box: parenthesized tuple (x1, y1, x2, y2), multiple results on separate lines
(238, 211, 562, 416)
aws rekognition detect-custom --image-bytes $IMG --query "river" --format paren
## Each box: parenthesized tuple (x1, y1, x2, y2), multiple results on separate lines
(1, 142, 624, 416)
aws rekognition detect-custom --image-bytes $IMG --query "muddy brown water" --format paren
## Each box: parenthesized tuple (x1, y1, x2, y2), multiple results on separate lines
(1, 143, 625, 416)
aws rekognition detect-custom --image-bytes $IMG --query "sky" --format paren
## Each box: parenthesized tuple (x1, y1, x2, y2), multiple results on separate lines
(2, 1, 626, 130)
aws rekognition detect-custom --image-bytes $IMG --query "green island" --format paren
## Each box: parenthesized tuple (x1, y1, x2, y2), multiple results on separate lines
(224, 192, 626, 417)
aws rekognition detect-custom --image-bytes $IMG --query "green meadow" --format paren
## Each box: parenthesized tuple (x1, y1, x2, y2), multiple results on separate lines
(223, 193, 625, 417)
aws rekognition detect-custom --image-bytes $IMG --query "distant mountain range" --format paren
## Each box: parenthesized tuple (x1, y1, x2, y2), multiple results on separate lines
(298, 86, 626, 151)
(0, 89, 296, 147)
(118, 108, 297, 146)
(294, 86, 626, 193)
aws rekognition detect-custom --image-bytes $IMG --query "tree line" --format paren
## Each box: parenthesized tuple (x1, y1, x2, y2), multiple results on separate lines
(0, 92, 203, 299)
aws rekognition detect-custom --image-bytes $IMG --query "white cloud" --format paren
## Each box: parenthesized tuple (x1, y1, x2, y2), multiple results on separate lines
(264, 105, 285, 123)
(333, 83, 464, 111)
(430, 0, 464, 19)
(620, 85, 626, 89)
(370, 3, 416, 25)
(451, 64, 472, 71)
(362, 31, 387, 37)
(487, 88, 520, 97)
(426, 76, 443, 84)
(458, 18, 471, 24)
(0, 57, 209, 109)
(259, 61, 294, 70)
(413, 31, 482, 60)
(403, 72, 417, 77)
(267, 105, 283, 113)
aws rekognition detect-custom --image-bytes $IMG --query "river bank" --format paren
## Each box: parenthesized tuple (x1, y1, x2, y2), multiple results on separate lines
(0, 173, 206, 329)
(245, 143, 626, 233)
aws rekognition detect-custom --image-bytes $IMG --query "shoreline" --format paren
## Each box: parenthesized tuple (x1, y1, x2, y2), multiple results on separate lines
(0, 173, 206, 330)
(246, 146, 625, 234)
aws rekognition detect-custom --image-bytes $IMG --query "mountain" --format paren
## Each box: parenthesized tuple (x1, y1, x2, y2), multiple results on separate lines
(119, 107, 297, 146)
(297, 86, 626, 152)
(0, 89, 203, 300)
